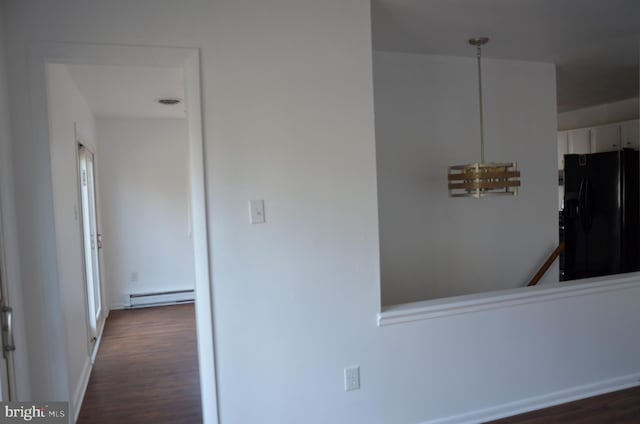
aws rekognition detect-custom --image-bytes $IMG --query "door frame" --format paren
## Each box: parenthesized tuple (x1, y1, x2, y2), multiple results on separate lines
(76, 140, 104, 354)
(28, 43, 218, 424)
(0, 199, 16, 400)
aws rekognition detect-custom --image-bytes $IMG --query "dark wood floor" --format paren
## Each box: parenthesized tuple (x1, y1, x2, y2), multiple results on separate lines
(78, 304, 202, 424)
(488, 385, 640, 423)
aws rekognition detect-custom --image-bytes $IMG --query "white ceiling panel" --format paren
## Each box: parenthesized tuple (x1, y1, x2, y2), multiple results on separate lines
(66, 64, 186, 118)
(372, 0, 640, 112)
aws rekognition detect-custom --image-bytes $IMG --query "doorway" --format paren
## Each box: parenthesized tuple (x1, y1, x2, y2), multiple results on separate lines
(32, 43, 217, 423)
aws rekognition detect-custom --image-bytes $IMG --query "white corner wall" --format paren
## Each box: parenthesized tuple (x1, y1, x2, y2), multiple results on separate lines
(4, 2, 640, 424)
(374, 51, 559, 306)
(96, 118, 195, 308)
(46, 63, 97, 417)
(558, 97, 639, 131)
(0, 1, 30, 400)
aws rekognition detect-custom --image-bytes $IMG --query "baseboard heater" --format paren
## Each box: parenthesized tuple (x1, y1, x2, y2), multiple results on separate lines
(128, 289, 195, 308)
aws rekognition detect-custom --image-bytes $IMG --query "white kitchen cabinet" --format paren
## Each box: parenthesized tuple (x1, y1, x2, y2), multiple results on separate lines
(557, 132, 568, 169)
(620, 120, 639, 150)
(567, 129, 591, 154)
(557, 119, 639, 171)
(590, 124, 620, 153)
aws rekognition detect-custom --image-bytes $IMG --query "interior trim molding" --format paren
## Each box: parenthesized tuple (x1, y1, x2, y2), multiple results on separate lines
(416, 373, 640, 424)
(29, 42, 218, 424)
(72, 357, 92, 423)
(74, 309, 107, 422)
(91, 312, 107, 364)
(378, 273, 640, 326)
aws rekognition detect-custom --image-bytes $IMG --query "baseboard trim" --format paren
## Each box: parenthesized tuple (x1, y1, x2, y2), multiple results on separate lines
(418, 373, 640, 424)
(72, 357, 92, 423)
(91, 314, 107, 364)
(129, 289, 195, 308)
(110, 290, 195, 310)
(74, 312, 108, 422)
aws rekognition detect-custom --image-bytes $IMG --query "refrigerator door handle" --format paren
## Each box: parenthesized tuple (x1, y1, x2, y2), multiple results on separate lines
(578, 178, 593, 232)
(577, 178, 585, 217)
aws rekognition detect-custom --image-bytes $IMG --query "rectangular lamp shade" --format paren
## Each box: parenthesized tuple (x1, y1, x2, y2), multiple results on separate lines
(448, 162, 520, 198)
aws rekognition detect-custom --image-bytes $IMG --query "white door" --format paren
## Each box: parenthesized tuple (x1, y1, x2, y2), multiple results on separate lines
(78, 145, 103, 346)
(0, 207, 15, 400)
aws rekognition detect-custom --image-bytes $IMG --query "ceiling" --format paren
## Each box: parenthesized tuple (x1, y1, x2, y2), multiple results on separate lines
(66, 64, 186, 119)
(372, 0, 640, 112)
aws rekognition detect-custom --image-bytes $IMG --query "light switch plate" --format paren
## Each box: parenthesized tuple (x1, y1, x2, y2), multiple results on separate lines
(344, 366, 360, 391)
(249, 199, 266, 224)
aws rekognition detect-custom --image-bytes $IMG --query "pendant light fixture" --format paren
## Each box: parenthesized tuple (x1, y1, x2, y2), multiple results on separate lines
(448, 37, 520, 198)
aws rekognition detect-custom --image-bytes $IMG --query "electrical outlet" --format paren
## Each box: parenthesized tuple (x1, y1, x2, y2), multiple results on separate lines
(344, 366, 360, 391)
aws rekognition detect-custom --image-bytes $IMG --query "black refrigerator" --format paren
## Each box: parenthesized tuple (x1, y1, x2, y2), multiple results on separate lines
(561, 149, 640, 281)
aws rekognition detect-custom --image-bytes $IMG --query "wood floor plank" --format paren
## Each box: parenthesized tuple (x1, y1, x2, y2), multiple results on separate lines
(77, 304, 202, 424)
(487, 385, 640, 423)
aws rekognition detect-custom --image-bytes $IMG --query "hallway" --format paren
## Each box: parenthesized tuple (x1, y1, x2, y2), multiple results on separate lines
(77, 304, 202, 424)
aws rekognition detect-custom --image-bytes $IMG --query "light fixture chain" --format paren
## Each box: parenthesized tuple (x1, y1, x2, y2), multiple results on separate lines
(476, 44, 485, 164)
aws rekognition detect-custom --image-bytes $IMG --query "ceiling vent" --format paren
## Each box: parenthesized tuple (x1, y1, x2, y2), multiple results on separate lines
(157, 97, 182, 106)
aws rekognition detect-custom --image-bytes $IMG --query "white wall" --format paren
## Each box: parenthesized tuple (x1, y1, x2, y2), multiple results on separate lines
(374, 51, 559, 305)
(96, 118, 195, 308)
(0, 1, 30, 400)
(558, 97, 639, 131)
(4, 2, 640, 424)
(46, 63, 98, 416)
